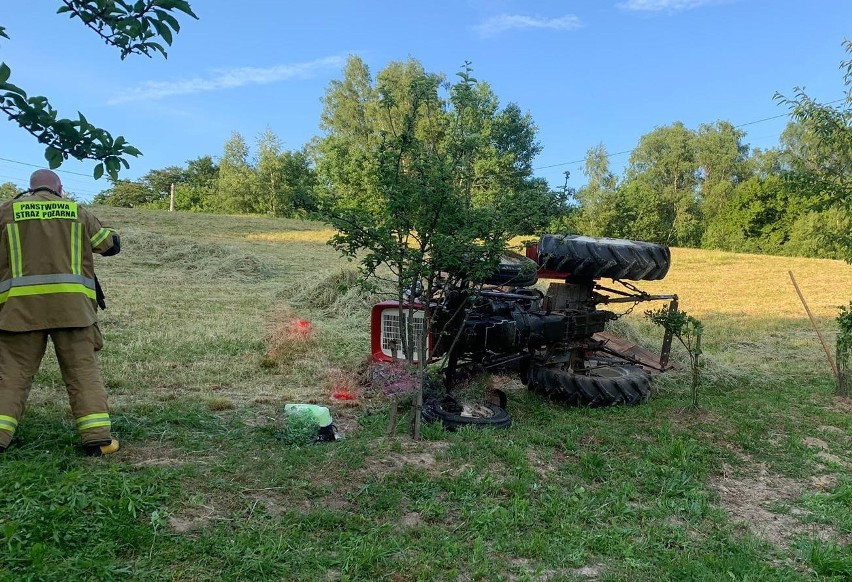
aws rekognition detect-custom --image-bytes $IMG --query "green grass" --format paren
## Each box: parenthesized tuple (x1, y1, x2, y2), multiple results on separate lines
(1, 207, 850, 581)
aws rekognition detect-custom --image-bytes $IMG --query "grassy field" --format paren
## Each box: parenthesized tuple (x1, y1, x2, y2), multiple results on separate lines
(1, 207, 850, 581)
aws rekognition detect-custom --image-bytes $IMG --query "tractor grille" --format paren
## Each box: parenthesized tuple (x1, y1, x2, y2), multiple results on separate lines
(381, 309, 427, 362)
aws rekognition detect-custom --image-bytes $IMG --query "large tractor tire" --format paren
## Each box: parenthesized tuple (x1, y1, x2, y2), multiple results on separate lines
(481, 252, 538, 287)
(537, 235, 671, 281)
(527, 364, 651, 406)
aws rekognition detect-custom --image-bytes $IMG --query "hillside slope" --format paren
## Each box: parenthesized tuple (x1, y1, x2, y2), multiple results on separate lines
(1, 207, 848, 581)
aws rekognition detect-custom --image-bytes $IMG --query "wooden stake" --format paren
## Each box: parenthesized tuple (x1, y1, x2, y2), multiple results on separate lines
(169, 183, 175, 212)
(789, 271, 839, 379)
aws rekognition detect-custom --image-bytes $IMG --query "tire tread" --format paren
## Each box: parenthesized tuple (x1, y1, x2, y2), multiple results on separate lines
(538, 235, 671, 281)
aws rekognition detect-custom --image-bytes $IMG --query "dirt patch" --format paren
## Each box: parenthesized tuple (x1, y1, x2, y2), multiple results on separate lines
(507, 559, 600, 581)
(333, 415, 359, 438)
(526, 448, 570, 476)
(810, 474, 840, 491)
(400, 511, 423, 528)
(664, 406, 722, 427)
(710, 462, 837, 549)
(169, 514, 211, 534)
(828, 397, 852, 413)
(801, 437, 829, 450)
(246, 490, 353, 517)
(815, 450, 849, 468)
(168, 503, 222, 535)
(818, 425, 844, 435)
(241, 407, 278, 428)
(358, 440, 450, 478)
(578, 434, 604, 447)
(570, 564, 603, 580)
(124, 440, 195, 467)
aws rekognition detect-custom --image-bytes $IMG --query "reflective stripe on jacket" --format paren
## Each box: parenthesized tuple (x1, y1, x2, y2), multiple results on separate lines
(0, 193, 118, 331)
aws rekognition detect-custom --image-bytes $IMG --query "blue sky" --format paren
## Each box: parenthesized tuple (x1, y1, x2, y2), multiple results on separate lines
(1, 0, 850, 200)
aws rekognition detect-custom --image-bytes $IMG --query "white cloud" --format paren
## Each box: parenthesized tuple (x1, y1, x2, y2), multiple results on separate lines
(474, 14, 582, 38)
(107, 55, 346, 105)
(617, 0, 721, 12)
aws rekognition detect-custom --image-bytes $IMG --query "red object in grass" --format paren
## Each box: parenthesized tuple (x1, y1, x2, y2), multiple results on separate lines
(331, 389, 356, 401)
(291, 319, 313, 336)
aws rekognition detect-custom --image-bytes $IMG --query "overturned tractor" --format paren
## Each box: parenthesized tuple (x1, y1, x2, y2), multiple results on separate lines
(370, 234, 678, 426)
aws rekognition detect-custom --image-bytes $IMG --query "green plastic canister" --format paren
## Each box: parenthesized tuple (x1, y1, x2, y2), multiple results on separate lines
(284, 403, 333, 427)
(284, 404, 336, 441)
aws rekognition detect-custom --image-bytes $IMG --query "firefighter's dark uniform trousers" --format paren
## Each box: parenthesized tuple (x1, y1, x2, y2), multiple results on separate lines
(0, 192, 119, 448)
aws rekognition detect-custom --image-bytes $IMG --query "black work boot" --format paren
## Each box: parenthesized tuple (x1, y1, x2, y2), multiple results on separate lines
(82, 438, 120, 457)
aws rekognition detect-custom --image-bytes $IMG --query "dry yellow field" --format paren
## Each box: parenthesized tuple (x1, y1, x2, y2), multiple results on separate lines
(616, 247, 852, 385)
(645, 247, 852, 322)
(92, 208, 849, 399)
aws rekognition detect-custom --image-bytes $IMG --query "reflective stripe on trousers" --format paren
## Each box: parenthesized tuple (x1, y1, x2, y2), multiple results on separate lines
(76, 412, 111, 432)
(0, 414, 17, 435)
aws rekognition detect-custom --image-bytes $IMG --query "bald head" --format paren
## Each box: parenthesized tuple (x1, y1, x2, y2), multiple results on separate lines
(29, 169, 62, 195)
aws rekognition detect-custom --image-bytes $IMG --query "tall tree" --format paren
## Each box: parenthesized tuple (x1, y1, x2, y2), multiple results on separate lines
(627, 122, 697, 193)
(277, 148, 318, 217)
(215, 132, 255, 214)
(702, 174, 791, 254)
(93, 178, 155, 207)
(0, 1, 196, 178)
(695, 121, 750, 191)
(618, 122, 702, 246)
(143, 166, 186, 199)
(254, 129, 285, 215)
(175, 155, 219, 211)
(0, 182, 19, 200)
(316, 57, 552, 436)
(775, 39, 852, 262)
(571, 144, 620, 236)
(694, 121, 753, 247)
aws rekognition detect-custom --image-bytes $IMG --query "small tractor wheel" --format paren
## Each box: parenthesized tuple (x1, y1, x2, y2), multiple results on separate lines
(537, 234, 671, 281)
(527, 364, 651, 406)
(422, 400, 512, 430)
(481, 252, 539, 287)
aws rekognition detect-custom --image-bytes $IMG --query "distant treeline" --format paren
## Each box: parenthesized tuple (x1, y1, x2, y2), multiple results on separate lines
(559, 118, 849, 261)
(85, 116, 848, 261)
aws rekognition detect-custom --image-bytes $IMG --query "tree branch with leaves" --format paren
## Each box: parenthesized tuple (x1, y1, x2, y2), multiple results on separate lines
(646, 305, 704, 407)
(774, 39, 852, 263)
(0, 1, 197, 179)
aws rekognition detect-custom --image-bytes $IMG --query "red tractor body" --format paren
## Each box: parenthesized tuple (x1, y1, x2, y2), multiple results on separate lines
(369, 234, 679, 412)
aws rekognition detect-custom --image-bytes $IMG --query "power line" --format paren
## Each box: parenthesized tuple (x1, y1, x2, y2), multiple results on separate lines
(0, 156, 95, 177)
(0, 174, 98, 197)
(533, 98, 848, 171)
(1, 98, 847, 179)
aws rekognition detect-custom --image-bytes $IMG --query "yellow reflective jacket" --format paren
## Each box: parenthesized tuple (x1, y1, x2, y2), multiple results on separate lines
(0, 190, 119, 331)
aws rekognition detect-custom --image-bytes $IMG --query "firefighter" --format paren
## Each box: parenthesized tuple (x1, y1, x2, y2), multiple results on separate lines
(0, 169, 121, 456)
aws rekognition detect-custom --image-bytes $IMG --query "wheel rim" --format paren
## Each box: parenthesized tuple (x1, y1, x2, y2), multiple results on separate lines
(444, 402, 496, 419)
(589, 366, 632, 379)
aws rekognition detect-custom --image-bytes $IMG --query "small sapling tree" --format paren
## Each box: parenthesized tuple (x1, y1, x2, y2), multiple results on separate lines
(837, 303, 851, 397)
(646, 305, 704, 407)
(316, 57, 557, 437)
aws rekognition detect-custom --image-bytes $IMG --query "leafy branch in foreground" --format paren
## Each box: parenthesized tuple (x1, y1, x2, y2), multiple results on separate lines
(646, 305, 704, 407)
(57, 0, 197, 59)
(0, 1, 197, 179)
